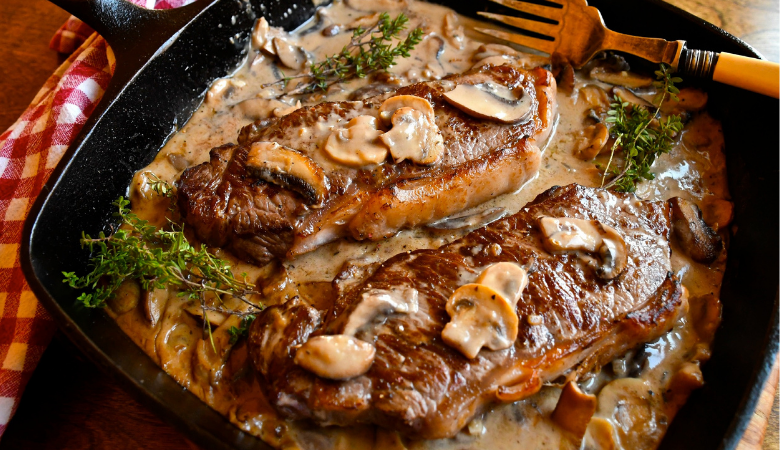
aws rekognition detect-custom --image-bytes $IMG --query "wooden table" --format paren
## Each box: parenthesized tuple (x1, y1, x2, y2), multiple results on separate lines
(1, 0, 777, 448)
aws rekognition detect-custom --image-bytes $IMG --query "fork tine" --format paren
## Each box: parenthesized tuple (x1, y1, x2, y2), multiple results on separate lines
(478, 11, 560, 37)
(486, 0, 564, 22)
(474, 27, 556, 54)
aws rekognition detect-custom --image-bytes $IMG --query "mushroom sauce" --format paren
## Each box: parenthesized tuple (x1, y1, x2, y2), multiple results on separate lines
(111, 0, 730, 448)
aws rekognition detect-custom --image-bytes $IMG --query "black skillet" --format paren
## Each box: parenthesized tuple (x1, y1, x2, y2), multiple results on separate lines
(21, 0, 779, 448)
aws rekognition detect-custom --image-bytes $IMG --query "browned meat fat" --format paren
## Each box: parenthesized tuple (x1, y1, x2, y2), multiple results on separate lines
(177, 64, 556, 264)
(248, 184, 689, 439)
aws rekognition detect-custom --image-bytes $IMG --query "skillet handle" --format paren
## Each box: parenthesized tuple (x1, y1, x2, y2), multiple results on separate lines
(48, 0, 217, 70)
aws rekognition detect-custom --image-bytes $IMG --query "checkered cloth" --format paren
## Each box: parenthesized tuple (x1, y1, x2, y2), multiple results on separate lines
(0, 0, 192, 438)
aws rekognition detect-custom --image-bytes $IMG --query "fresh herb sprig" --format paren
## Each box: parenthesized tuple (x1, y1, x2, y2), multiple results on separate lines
(600, 64, 684, 192)
(62, 196, 262, 313)
(228, 314, 257, 344)
(265, 12, 423, 96)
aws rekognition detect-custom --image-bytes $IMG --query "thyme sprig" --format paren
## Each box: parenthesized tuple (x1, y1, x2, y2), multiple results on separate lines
(264, 12, 423, 96)
(62, 196, 262, 313)
(228, 315, 257, 345)
(600, 64, 684, 192)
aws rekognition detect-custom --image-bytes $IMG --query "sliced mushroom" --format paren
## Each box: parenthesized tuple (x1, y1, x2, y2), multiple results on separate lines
(611, 87, 655, 110)
(251, 17, 271, 51)
(443, 11, 465, 50)
(272, 100, 301, 118)
(246, 141, 330, 206)
(378, 95, 435, 124)
(669, 197, 723, 264)
(143, 287, 169, 327)
(590, 66, 653, 89)
(584, 418, 617, 450)
(578, 85, 611, 114)
(273, 37, 305, 70)
(574, 123, 610, 160)
(323, 115, 388, 167)
(661, 87, 708, 115)
(443, 83, 533, 124)
(663, 362, 704, 418)
(551, 381, 598, 439)
(538, 216, 628, 280)
(442, 284, 519, 359)
(700, 197, 733, 231)
(107, 279, 141, 315)
(343, 287, 419, 336)
(379, 106, 444, 165)
(294, 335, 376, 380)
(427, 207, 506, 230)
(475, 262, 529, 307)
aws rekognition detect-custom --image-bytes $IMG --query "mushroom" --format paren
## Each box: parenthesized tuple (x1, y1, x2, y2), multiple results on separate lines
(343, 288, 419, 336)
(251, 17, 272, 52)
(574, 123, 610, 160)
(441, 284, 519, 359)
(107, 280, 140, 315)
(273, 37, 305, 70)
(538, 216, 628, 280)
(590, 66, 653, 89)
(668, 197, 723, 264)
(379, 106, 444, 165)
(551, 381, 598, 439)
(578, 85, 611, 114)
(443, 11, 465, 50)
(663, 362, 704, 418)
(475, 262, 529, 307)
(584, 418, 617, 450)
(323, 115, 389, 167)
(246, 141, 330, 207)
(700, 197, 733, 231)
(143, 286, 169, 326)
(294, 335, 376, 380)
(661, 87, 708, 115)
(378, 95, 435, 124)
(443, 83, 534, 124)
(611, 87, 655, 110)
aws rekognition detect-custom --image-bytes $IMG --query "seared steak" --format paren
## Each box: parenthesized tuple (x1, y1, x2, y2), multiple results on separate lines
(178, 64, 556, 264)
(248, 184, 690, 439)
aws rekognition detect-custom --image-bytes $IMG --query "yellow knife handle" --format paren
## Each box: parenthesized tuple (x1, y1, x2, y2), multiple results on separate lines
(713, 53, 779, 98)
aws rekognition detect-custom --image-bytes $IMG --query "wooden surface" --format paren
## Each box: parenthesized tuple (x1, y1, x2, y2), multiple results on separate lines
(1, 0, 777, 448)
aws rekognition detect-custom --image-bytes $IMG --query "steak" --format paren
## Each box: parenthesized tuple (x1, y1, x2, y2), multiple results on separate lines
(248, 184, 690, 439)
(178, 64, 556, 264)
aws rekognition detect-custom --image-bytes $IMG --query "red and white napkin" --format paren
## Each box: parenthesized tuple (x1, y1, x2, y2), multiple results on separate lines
(0, 0, 192, 438)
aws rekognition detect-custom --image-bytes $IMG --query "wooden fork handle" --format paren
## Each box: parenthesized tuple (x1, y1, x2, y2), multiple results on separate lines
(712, 53, 779, 98)
(679, 47, 779, 98)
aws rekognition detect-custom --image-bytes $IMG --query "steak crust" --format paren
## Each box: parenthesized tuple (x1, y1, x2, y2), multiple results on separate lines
(178, 64, 556, 264)
(248, 184, 689, 439)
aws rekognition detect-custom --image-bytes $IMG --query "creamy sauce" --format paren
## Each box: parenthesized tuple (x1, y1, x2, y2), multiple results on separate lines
(114, 1, 731, 449)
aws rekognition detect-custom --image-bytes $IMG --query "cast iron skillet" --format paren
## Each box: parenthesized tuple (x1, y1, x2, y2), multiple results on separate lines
(21, 0, 779, 448)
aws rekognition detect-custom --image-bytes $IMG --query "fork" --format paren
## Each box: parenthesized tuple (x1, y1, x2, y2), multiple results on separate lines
(475, 0, 779, 98)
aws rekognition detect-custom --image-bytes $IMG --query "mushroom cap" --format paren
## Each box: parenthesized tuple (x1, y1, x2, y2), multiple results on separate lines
(475, 262, 529, 307)
(323, 116, 388, 167)
(379, 107, 444, 165)
(442, 283, 519, 359)
(442, 83, 533, 124)
(378, 95, 436, 125)
(294, 335, 376, 380)
(246, 141, 330, 206)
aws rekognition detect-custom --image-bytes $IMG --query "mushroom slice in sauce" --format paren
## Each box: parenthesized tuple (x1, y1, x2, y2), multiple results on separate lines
(538, 216, 628, 280)
(669, 197, 723, 264)
(323, 115, 388, 167)
(475, 262, 529, 307)
(343, 288, 419, 337)
(378, 95, 436, 124)
(272, 38, 306, 70)
(294, 335, 376, 380)
(551, 381, 598, 439)
(443, 82, 533, 124)
(246, 141, 330, 207)
(442, 284, 520, 359)
(379, 106, 444, 164)
(590, 66, 653, 89)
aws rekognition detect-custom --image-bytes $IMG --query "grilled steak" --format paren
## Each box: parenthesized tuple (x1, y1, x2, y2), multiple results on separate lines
(178, 64, 556, 264)
(248, 184, 690, 439)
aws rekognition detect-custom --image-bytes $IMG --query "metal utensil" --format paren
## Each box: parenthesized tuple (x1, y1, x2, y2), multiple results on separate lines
(475, 0, 779, 98)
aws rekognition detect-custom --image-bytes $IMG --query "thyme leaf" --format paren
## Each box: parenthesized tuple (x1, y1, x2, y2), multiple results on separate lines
(62, 194, 262, 313)
(228, 314, 257, 344)
(600, 64, 685, 192)
(264, 12, 423, 96)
